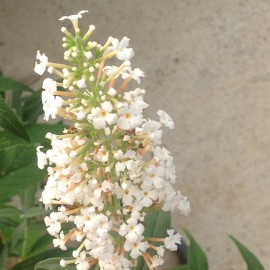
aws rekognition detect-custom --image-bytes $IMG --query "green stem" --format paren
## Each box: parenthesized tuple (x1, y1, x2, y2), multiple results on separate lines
(21, 190, 28, 260)
(21, 218, 28, 260)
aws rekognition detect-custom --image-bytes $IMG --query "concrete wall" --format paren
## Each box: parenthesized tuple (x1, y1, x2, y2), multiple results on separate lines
(1, 1, 270, 269)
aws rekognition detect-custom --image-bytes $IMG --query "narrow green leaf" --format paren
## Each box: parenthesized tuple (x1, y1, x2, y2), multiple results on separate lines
(0, 207, 21, 222)
(12, 249, 72, 270)
(28, 235, 53, 255)
(229, 235, 264, 270)
(10, 223, 24, 253)
(25, 123, 66, 145)
(22, 207, 48, 218)
(0, 163, 47, 203)
(0, 123, 66, 148)
(28, 219, 46, 231)
(0, 131, 25, 148)
(137, 209, 171, 270)
(34, 258, 76, 270)
(0, 76, 33, 93)
(0, 144, 36, 175)
(0, 96, 30, 142)
(0, 217, 19, 227)
(12, 90, 23, 118)
(20, 185, 38, 212)
(183, 229, 208, 270)
(34, 256, 98, 270)
(0, 206, 20, 231)
(19, 188, 41, 260)
(21, 90, 43, 124)
(0, 245, 8, 270)
(23, 229, 47, 259)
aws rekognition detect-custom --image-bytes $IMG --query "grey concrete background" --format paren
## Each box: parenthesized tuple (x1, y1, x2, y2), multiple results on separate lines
(1, 0, 270, 269)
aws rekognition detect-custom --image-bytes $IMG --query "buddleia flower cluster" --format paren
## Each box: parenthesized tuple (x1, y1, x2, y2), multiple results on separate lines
(35, 10, 190, 270)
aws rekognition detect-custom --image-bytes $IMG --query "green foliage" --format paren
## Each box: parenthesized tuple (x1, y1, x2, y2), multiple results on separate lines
(0, 164, 47, 203)
(34, 258, 76, 270)
(170, 229, 208, 270)
(0, 123, 65, 205)
(0, 96, 30, 142)
(229, 235, 265, 270)
(184, 229, 208, 270)
(12, 250, 74, 270)
(143, 209, 171, 239)
(0, 76, 33, 93)
(0, 207, 21, 224)
(170, 231, 265, 270)
(28, 235, 53, 256)
(136, 209, 171, 270)
(21, 90, 43, 124)
(22, 207, 48, 219)
(0, 74, 42, 142)
(0, 76, 66, 270)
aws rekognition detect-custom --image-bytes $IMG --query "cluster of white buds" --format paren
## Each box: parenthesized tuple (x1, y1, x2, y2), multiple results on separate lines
(35, 10, 190, 270)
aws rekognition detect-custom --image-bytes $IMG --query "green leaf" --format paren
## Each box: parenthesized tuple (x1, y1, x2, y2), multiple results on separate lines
(0, 217, 19, 227)
(0, 96, 30, 142)
(0, 163, 47, 203)
(23, 229, 47, 259)
(0, 123, 66, 148)
(34, 256, 97, 270)
(34, 258, 76, 270)
(137, 209, 171, 270)
(21, 90, 43, 124)
(28, 235, 53, 256)
(144, 209, 171, 238)
(184, 229, 208, 270)
(229, 235, 264, 270)
(19, 188, 42, 259)
(0, 207, 21, 221)
(12, 90, 23, 118)
(12, 249, 72, 270)
(0, 131, 24, 148)
(0, 144, 36, 176)
(0, 121, 65, 241)
(10, 223, 24, 254)
(22, 207, 48, 218)
(28, 219, 46, 231)
(20, 186, 38, 212)
(25, 124, 66, 145)
(0, 76, 33, 93)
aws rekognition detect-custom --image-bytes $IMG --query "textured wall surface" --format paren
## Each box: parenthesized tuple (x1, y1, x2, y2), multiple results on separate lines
(1, 1, 270, 269)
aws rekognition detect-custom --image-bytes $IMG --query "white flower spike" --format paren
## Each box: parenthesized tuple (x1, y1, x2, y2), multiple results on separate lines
(35, 10, 189, 270)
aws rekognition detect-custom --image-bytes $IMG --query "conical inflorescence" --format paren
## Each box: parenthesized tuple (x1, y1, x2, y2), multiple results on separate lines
(35, 10, 190, 270)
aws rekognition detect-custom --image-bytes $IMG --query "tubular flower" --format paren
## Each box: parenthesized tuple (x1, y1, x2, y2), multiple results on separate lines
(35, 10, 189, 270)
